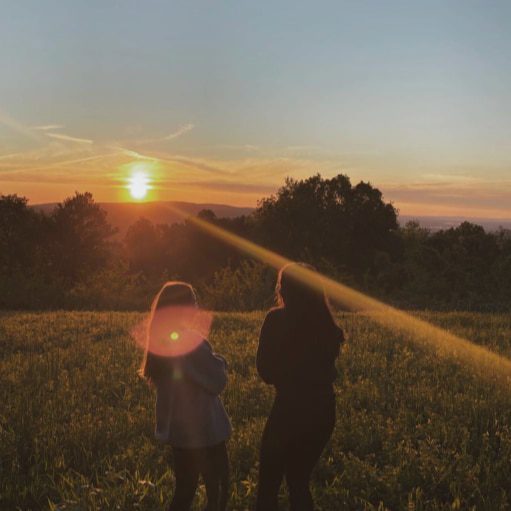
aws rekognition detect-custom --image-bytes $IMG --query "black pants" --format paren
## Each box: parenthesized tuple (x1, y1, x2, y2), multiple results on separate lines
(256, 389, 335, 511)
(168, 441, 229, 511)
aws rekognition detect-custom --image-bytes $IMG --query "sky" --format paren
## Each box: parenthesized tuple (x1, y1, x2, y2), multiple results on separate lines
(1, 0, 510, 218)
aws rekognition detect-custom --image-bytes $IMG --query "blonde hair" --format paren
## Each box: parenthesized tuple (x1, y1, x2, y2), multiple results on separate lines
(140, 281, 197, 383)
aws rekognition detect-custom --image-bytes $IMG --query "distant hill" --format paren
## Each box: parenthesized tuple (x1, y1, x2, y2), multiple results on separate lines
(399, 215, 511, 232)
(32, 201, 254, 236)
(31, 201, 511, 236)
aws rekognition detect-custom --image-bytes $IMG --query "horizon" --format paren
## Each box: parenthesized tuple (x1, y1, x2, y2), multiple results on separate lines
(27, 196, 511, 222)
(14, 186, 511, 222)
(2, 1, 511, 218)
(28, 196, 511, 233)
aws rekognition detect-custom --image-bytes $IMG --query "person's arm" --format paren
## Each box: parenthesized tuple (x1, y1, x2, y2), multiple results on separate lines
(183, 340, 228, 395)
(256, 310, 283, 385)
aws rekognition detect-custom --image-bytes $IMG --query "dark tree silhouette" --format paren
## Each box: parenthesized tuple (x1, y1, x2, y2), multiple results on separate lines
(0, 195, 43, 273)
(124, 217, 168, 278)
(1, 181, 511, 311)
(48, 192, 117, 284)
(254, 174, 400, 279)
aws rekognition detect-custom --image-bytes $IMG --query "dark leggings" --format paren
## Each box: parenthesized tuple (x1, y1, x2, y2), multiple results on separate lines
(168, 441, 229, 511)
(256, 391, 335, 511)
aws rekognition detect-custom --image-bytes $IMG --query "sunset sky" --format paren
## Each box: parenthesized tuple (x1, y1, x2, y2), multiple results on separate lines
(1, 1, 510, 218)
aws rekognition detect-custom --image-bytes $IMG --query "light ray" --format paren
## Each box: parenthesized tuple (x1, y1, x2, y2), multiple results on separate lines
(166, 203, 511, 384)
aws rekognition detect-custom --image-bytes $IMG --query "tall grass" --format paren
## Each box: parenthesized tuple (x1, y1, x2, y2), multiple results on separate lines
(1, 311, 511, 510)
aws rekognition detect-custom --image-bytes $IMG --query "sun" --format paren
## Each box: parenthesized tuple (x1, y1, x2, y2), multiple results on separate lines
(129, 172, 149, 200)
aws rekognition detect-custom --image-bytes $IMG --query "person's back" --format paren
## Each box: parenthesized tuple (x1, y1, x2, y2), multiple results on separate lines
(255, 263, 344, 511)
(155, 339, 232, 448)
(257, 306, 342, 394)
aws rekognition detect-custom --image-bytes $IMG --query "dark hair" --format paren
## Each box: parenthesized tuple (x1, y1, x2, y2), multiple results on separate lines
(140, 281, 197, 384)
(276, 262, 339, 341)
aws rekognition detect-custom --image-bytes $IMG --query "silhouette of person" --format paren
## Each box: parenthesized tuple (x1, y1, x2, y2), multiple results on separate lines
(256, 263, 344, 511)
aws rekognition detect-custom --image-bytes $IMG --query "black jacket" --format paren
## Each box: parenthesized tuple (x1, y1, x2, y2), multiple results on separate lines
(256, 307, 344, 395)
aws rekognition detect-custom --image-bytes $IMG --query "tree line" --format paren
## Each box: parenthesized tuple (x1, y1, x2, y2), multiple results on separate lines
(1, 174, 510, 311)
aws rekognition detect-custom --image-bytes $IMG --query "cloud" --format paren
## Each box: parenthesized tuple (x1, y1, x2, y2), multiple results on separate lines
(49, 152, 121, 167)
(420, 173, 483, 184)
(163, 123, 194, 141)
(0, 152, 25, 161)
(128, 123, 196, 146)
(208, 144, 260, 152)
(46, 132, 94, 144)
(0, 170, 106, 185)
(112, 146, 160, 161)
(31, 124, 64, 131)
(113, 145, 231, 176)
(2, 117, 509, 219)
(0, 141, 96, 167)
(164, 154, 230, 176)
(0, 109, 41, 141)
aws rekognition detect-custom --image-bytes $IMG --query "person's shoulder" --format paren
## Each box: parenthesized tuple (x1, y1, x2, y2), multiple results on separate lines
(200, 338, 213, 350)
(265, 306, 286, 320)
(262, 306, 286, 326)
(192, 338, 212, 355)
(260, 307, 287, 334)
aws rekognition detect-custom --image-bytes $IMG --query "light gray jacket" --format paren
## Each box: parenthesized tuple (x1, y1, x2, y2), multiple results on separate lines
(154, 340, 232, 448)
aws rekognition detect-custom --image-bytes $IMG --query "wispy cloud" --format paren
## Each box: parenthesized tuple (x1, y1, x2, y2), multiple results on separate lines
(49, 152, 120, 167)
(164, 154, 230, 176)
(0, 152, 25, 161)
(111, 146, 160, 162)
(420, 173, 483, 184)
(0, 170, 108, 185)
(112, 145, 231, 176)
(46, 132, 93, 144)
(2, 110, 510, 218)
(31, 124, 64, 131)
(133, 123, 196, 145)
(0, 109, 41, 141)
(208, 144, 261, 153)
(163, 123, 194, 141)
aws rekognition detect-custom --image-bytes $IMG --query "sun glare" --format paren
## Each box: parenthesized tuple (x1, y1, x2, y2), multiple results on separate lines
(163, 204, 511, 385)
(129, 172, 149, 200)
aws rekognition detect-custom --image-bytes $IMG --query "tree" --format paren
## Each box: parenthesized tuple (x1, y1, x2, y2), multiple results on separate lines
(49, 192, 116, 284)
(395, 221, 509, 309)
(124, 217, 168, 278)
(253, 174, 400, 279)
(0, 195, 44, 272)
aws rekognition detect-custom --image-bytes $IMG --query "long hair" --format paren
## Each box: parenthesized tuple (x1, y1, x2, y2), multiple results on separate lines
(140, 281, 198, 384)
(276, 262, 340, 351)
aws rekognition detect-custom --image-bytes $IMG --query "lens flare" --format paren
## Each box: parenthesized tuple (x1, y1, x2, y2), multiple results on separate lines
(163, 204, 511, 384)
(134, 305, 213, 357)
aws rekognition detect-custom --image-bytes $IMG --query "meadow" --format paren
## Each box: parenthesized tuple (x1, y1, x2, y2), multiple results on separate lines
(2, 310, 511, 510)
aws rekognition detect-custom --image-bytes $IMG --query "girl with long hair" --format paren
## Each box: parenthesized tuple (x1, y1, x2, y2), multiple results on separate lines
(255, 263, 344, 511)
(140, 281, 231, 511)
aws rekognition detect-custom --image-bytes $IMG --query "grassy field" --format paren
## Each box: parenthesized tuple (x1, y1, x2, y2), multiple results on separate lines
(2, 311, 511, 510)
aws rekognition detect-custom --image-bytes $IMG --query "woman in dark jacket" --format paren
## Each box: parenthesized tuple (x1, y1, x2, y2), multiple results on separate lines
(256, 262, 344, 511)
